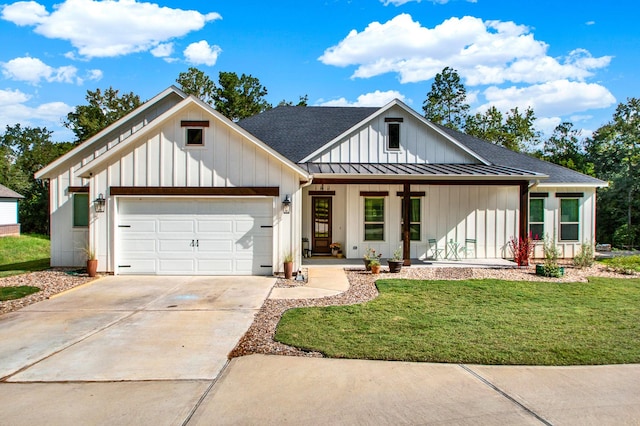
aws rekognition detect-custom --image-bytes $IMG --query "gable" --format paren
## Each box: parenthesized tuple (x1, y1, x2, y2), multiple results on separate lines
(306, 104, 479, 164)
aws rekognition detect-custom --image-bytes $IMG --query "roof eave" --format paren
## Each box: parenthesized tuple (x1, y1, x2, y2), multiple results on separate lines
(35, 86, 188, 180)
(309, 173, 547, 181)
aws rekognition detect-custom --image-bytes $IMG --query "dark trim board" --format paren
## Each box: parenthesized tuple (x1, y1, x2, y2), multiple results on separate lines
(110, 186, 279, 196)
(360, 191, 389, 197)
(68, 186, 89, 193)
(556, 192, 584, 198)
(396, 191, 426, 197)
(530, 192, 549, 198)
(308, 190, 336, 196)
(180, 120, 210, 127)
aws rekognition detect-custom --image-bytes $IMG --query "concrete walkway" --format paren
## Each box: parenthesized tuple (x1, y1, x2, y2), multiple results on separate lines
(190, 354, 640, 425)
(269, 266, 350, 299)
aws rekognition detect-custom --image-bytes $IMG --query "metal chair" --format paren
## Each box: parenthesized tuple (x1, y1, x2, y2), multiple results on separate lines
(463, 238, 477, 259)
(427, 238, 444, 260)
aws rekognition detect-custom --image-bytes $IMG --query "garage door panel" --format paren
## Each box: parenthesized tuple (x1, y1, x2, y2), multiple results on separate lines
(118, 198, 273, 275)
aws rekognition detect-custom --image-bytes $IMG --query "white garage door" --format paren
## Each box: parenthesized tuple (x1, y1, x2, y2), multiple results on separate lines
(117, 198, 273, 275)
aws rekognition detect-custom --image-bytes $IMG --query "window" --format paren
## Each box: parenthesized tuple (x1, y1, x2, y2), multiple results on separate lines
(529, 198, 544, 240)
(401, 198, 421, 241)
(560, 198, 579, 241)
(73, 193, 89, 227)
(364, 198, 384, 241)
(186, 128, 203, 146)
(387, 123, 400, 150)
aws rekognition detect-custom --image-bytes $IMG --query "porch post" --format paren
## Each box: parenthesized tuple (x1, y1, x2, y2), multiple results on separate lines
(519, 182, 528, 241)
(403, 182, 411, 266)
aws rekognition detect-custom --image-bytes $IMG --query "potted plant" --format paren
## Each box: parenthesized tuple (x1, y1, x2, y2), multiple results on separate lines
(330, 242, 341, 256)
(387, 245, 403, 273)
(363, 247, 382, 271)
(283, 252, 294, 279)
(83, 245, 98, 277)
(369, 259, 381, 274)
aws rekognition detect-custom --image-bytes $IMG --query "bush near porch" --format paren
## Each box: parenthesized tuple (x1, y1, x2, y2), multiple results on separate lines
(275, 277, 640, 365)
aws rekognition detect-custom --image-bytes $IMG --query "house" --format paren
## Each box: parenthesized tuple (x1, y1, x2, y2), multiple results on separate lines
(35, 86, 606, 275)
(0, 184, 24, 237)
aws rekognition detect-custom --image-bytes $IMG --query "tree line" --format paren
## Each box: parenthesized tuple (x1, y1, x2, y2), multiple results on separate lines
(0, 67, 638, 247)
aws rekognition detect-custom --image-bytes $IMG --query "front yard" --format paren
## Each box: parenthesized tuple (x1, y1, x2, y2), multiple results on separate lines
(275, 276, 640, 365)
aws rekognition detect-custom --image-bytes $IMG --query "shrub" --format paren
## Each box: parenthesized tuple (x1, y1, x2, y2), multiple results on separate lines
(573, 242, 595, 268)
(509, 233, 534, 266)
(542, 236, 562, 277)
(601, 255, 640, 274)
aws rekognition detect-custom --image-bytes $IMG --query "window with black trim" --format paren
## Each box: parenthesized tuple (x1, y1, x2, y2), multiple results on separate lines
(529, 198, 544, 240)
(387, 123, 400, 150)
(73, 193, 89, 227)
(560, 198, 579, 241)
(364, 198, 384, 241)
(186, 128, 203, 146)
(401, 198, 421, 241)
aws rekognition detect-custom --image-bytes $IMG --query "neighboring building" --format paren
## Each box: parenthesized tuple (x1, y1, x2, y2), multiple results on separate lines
(0, 184, 24, 237)
(35, 86, 606, 275)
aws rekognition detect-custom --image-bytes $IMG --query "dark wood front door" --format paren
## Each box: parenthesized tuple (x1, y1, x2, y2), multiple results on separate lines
(312, 197, 332, 254)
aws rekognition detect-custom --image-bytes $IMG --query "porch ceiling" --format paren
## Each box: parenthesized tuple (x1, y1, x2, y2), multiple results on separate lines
(301, 162, 547, 180)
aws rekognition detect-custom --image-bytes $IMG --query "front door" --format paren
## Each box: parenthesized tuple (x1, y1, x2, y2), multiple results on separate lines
(312, 197, 332, 254)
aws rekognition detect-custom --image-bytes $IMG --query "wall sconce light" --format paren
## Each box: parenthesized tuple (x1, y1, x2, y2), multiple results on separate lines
(94, 193, 106, 213)
(282, 194, 291, 214)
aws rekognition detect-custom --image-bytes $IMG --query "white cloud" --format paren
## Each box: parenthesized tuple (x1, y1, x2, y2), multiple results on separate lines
(151, 42, 174, 58)
(318, 90, 406, 107)
(184, 40, 222, 66)
(586, 21, 596, 26)
(1, 56, 103, 85)
(319, 14, 612, 86)
(1, 0, 222, 58)
(0, 88, 73, 132)
(479, 80, 616, 118)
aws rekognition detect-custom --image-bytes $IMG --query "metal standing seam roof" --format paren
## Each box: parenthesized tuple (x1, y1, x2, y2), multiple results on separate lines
(237, 105, 608, 186)
(301, 163, 545, 178)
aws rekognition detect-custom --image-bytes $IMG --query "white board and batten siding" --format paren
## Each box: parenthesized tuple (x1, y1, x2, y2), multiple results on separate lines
(530, 187, 597, 259)
(304, 183, 520, 260)
(48, 102, 302, 274)
(316, 105, 478, 165)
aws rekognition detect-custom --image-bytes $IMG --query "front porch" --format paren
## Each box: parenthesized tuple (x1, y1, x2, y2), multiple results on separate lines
(302, 255, 516, 269)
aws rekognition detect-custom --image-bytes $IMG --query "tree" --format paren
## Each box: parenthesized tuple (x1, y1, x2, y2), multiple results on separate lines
(465, 106, 539, 152)
(422, 67, 470, 130)
(278, 95, 309, 107)
(176, 68, 272, 121)
(537, 122, 594, 175)
(214, 71, 271, 121)
(586, 98, 640, 246)
(64, 87, 141, 143)
(0, 124, 74, 234)
(176, 67, 216, 104)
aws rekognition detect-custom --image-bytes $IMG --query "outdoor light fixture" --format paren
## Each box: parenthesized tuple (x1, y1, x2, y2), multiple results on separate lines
(282, 194, 291, 214)
(94, 193, 106, 213)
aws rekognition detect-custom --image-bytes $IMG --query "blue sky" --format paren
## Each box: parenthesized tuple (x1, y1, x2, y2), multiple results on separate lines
(0, 0, 637, 143)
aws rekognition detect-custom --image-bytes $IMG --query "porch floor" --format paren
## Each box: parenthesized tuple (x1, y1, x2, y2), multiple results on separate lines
(302, 256, 516, 269)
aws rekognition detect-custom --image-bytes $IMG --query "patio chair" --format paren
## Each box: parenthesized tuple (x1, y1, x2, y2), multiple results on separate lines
(427, 238, 444, 260)
(463, 238, 477, 259)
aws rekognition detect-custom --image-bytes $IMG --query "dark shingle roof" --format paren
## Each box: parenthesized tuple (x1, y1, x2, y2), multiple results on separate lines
(434, 124, 606, 185)
(238, 105, 606, 185)
(0, 184, 24, 199)
(237, 106, 378, 163)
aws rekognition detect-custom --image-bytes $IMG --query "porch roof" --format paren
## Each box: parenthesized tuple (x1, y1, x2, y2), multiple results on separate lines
(301, 162, 546, 180)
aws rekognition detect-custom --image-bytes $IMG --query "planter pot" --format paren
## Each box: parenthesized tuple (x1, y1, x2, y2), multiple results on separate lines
(331, 249, 339, 257)
(336, 253, 344, 259)
(387, 260, 403, 273)
(370, 264, 381, 274)
(87, 259, 98, 277)
(363, 259, 372, 271)
(536, 264, 565, 277)
(284, 262, 293, 279)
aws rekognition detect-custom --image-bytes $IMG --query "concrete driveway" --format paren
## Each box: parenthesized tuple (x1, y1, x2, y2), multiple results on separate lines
(0, 275, 274, 425)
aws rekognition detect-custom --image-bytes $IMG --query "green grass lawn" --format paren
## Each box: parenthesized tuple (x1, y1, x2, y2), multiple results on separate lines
(275, 277, 640, 365)
(600, 255, 640, 274)
(0, 285, 40, 301)
(0, 234, 50, 278)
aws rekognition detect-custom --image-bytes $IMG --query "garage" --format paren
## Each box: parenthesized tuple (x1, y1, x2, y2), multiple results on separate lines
(117, 198, 274, 275)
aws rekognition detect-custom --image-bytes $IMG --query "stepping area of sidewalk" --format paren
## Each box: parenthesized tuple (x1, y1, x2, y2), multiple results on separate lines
(269, 267, 349, 299)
